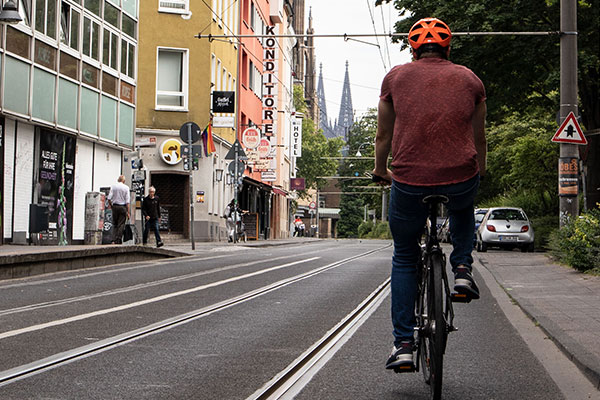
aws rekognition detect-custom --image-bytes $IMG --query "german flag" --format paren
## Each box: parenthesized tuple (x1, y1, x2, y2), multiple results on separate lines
(202, 123, 216, 156)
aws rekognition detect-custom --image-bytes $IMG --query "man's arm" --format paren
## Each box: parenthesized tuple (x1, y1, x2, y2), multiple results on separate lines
(472, 101, 487, 176)
(373, 99, 395, 182)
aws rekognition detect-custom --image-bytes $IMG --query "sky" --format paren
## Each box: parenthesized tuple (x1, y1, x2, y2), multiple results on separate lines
(304, 0, 412, 122)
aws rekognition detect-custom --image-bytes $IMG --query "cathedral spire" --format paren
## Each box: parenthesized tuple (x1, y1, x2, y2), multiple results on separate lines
(317, 63, 335, 138)
(335, 61, 354, 141)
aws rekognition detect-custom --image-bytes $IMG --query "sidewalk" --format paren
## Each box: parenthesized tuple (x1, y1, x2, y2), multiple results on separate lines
(475, 251, 600, 390)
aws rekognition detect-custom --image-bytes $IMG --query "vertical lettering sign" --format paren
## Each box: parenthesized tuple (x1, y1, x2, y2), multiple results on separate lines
(291, 116, 302, 157)
(263, 26, 278, 137)
(558, 157, 579, 196)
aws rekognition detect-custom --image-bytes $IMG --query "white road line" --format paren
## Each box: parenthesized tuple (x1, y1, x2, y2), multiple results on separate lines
(0, 257, 320, 340)
(0, 254, 298, 316)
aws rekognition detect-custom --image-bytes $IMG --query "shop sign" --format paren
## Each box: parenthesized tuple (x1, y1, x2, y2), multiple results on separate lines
(558, 157, 578, 196)
(213, 116, 235, 128)
(291, 116, 302, 157)
(160, 138, 183, 165)
(212, 91, 235, 113)
(257, 138, 272, 158)
(290, 178, 305, 191)
(261, 170, 276, 181)
(242, 127, 261, 149)
(262, 25, 278, 137)
(136, 136, 156, 147)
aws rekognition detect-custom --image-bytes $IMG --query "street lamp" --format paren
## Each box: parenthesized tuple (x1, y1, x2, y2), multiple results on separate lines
(214, 168, 224, 182)
(355, 142, 374, 157)
(0, 0, 22, 24)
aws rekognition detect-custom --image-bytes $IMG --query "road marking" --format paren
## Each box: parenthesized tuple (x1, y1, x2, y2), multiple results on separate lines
(0, 254, 301, 316)
(0, 257, 320, 340)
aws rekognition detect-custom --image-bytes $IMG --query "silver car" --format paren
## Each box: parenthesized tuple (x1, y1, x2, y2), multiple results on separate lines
(476, 207, 534, 252)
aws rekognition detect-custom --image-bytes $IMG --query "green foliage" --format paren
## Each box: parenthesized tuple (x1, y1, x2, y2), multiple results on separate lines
(293, 85, 344, 198)
(358, 220, 393, 239)
(337, 194, 364, 238)
(549, 207, 600, 272)
(530, 214, 559, 250)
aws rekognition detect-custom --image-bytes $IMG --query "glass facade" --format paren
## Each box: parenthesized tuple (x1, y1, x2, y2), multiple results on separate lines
(1, 0, 137, 148)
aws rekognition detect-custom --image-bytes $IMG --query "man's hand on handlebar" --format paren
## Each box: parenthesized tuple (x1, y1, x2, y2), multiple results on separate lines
(371, 168, 393, 185)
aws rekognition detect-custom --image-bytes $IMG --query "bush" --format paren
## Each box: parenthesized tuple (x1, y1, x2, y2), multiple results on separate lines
(358, 220, 374, 238)
(358, 220, 392, 239)
(549, 207, 600, 272)
(530, 214, 559, 250)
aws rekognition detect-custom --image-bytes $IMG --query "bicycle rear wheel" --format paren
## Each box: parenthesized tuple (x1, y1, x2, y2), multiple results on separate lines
(428, 252, 446, 399)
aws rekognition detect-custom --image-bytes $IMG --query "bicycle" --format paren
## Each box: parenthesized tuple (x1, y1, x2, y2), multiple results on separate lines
(401, 194, 472, 399)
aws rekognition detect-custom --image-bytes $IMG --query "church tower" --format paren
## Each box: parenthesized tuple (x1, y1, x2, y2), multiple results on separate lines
(303, 7, 318, 121)
(317, 64, 335, 138)
(334, 61, 354, 141)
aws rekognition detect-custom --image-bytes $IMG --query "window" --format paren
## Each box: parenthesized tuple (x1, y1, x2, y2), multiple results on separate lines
(102, 28, 118, 70)
(121, 38, 135, 79)
(250, 2, 255, 30)
(82, 15, 100, 60)
(210, 54, 216, 87)
(122, 12, 136, 39)
(60, 2, 80, 51)
(156, 48, 188, 109)
(18, 0, 32, 26)
(216, 59, 221, 90)
(83, 0, 100, 16)
(249, 60, 254, 91)
(158, 0, 188, 14)
(35, 0, 57, 39)
(104, 2, 119, 28)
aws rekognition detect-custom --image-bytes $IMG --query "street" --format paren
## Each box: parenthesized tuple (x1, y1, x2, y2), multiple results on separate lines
(0, 240, 594, 399)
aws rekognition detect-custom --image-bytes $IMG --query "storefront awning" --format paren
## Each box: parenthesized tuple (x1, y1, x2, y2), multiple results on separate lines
(272, 187, 288, 196)
(318, 208, 340, 219)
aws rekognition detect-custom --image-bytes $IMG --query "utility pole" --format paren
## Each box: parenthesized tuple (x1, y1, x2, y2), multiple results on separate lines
(559, 0, 579, 226)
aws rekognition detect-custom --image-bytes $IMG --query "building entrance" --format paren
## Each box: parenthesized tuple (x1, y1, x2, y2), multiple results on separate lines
(150, 173, 188, 236)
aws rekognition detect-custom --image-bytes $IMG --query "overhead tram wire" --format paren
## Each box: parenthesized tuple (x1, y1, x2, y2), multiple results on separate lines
(380, 5, 393, 68)
(196, 31, 562, 40)
(366, 0, 388, 72)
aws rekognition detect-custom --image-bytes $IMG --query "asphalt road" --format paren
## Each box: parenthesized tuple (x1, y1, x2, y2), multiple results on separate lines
(0, 240, 579, 399)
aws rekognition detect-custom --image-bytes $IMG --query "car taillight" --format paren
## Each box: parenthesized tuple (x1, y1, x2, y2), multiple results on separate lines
(486, 225, 496, 232)
(521, 225, 529, 232)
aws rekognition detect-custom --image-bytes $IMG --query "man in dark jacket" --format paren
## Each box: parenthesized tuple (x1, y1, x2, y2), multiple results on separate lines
(142, 186, 163, 247)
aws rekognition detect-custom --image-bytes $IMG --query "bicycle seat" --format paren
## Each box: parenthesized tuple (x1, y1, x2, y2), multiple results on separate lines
(422, 195, 449, 204)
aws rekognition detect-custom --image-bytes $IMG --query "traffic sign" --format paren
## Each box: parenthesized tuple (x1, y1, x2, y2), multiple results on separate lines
(309, 201, 316, 210)
(228, 160, 245, 176)
(551, 112, 587, 145)
(225, 139, 248, 160)
(179, 122, 202, 144)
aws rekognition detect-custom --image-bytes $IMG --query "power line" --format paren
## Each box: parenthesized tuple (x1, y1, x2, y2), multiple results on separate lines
(197, 31, 561, 39)
(366, 0, 388, 72)
(380, 4, 392, 68)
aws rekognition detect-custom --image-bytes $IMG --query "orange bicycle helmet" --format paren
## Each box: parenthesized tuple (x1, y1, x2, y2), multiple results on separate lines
(408, 18, 452, 50)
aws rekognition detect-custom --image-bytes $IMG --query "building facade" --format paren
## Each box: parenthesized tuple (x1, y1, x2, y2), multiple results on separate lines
(1, 0, 138, 244)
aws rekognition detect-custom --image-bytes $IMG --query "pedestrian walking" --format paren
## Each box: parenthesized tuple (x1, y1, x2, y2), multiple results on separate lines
(142, 186, 164, 247)
(107, 175, 131, 244)
(372, 18, 487, 370)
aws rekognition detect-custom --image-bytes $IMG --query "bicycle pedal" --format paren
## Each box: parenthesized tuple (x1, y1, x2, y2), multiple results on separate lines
(393, 364, 416, 374)
(451, 292, 472, 303)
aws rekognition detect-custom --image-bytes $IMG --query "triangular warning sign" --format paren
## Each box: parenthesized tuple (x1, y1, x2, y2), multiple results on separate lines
(551, 112, 587, 145)
(224, 139, 248, 160)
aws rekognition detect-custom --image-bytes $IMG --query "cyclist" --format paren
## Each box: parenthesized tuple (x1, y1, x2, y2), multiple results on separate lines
(372, 17, 487, 370)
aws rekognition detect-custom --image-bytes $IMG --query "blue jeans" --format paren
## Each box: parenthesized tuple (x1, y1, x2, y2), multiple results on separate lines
(388, 174, 479, 346)
(143, 218, 162, 244)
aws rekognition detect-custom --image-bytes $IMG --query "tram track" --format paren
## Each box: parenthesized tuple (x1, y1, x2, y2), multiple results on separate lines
(0, 244, 390, 388)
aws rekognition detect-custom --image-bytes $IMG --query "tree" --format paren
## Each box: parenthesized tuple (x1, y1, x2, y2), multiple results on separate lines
(337, 194, 365, 238)
(293, 85, 344, 198)
(376, 0, 599, 207)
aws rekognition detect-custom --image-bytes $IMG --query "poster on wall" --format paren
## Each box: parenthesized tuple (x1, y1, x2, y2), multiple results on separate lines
(37, 129, 76, 245)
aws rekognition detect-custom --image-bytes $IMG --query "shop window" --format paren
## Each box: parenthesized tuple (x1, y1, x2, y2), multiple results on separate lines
(102, 28, 118, 70)
(82, 15, 100, 61)
(60, 2, 80, 51)
(156, 47, 188, 109)
(6, 26, 30, 59)
(35, 0, 56, 39)
(59, 50, 79, 79)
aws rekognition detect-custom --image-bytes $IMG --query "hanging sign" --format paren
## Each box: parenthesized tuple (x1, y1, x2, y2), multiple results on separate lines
(160, 138, 183, 165)
(552, 112, 587, 145)
(242, 127, 261, 149)
(257, 138, 272, 158)
(262, 25, 278, 137)
(291, 116, 303, 157)
(212, 91, 235, 113)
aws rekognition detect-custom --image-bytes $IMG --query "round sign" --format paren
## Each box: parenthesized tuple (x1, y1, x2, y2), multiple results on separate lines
(257, 138, 271, 158)
(242, 127, 261, 149)
(228, 160, 245, 177)
(309, 201, 316, 210)
(179, 122, 202, 144)
(160, 138, 183, 165)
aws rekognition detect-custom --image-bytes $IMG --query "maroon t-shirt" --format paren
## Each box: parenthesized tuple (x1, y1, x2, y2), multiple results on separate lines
(380, 58, 486, 186)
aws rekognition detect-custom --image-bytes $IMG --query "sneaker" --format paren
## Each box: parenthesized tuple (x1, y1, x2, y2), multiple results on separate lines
(385, 341, 414, 369)
(454, 266, 480, 299)
(157, 241, 164, 248)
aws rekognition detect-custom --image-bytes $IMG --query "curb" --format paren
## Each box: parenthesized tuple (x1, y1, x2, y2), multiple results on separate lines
(476, 255, 600, 391)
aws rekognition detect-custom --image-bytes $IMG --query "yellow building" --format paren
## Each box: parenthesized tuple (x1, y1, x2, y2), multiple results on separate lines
(136, 1, 239, 241)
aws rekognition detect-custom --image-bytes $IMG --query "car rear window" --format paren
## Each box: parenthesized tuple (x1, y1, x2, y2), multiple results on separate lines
(490, 209, 527, 221)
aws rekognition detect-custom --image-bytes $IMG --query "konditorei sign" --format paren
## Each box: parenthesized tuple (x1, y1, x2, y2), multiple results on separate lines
(262, 26, 278, 137)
